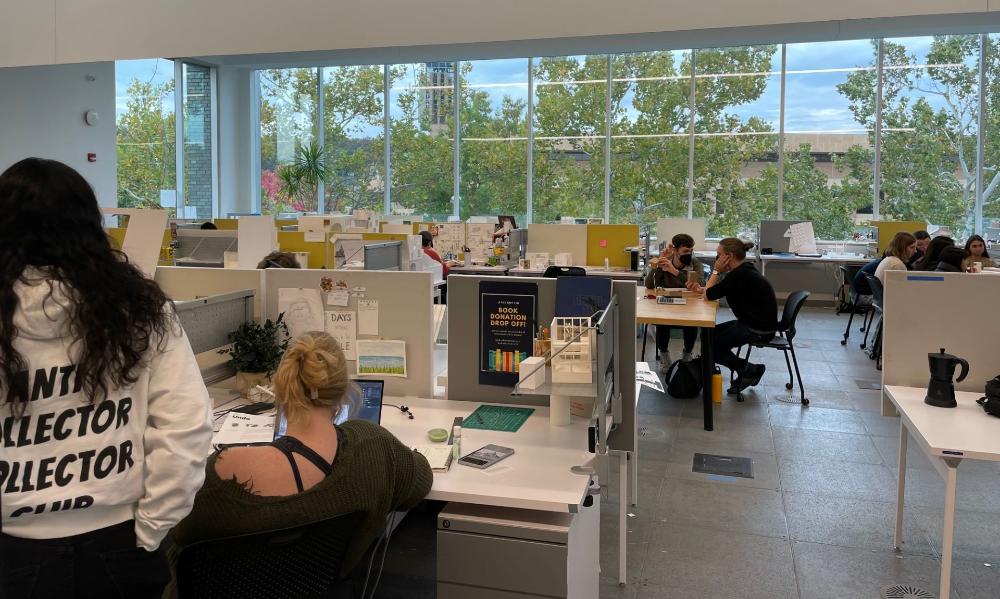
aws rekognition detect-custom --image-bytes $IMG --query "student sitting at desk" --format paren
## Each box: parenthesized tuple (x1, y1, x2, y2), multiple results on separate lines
(420, 230, 456, 277)
(875, 232, 916, 285)
(257, 250, 301, 269)
(965, 235, 993, 269)
(935, 246, 970, 273)
(914, 236, 954, 271)
(168, 332, 432, 591)
(686, 238, 777, 393)
(907, 230, 930, 269)
(853, 253, 884, 296)
(0, 158, 214, 599)
(644, 233, 704, 369)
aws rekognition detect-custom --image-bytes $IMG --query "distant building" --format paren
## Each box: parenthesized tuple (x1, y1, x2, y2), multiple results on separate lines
(422, 62, 455, 133)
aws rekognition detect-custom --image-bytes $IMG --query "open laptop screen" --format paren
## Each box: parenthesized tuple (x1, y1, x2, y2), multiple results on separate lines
(274, 379, 384, 439)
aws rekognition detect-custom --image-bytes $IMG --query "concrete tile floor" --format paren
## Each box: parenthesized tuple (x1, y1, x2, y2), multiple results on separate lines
(605, 306, 1000, 599)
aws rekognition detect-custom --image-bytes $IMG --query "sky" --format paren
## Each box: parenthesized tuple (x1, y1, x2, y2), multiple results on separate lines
(114, 35, 974, 136)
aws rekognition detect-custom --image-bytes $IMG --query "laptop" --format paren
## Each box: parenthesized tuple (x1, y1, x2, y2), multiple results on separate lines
(274, 379, 384, 439)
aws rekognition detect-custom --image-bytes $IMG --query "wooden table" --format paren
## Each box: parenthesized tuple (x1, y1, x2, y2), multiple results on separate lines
(635, 287, 719, 430)
(886, 385, 1000, 599)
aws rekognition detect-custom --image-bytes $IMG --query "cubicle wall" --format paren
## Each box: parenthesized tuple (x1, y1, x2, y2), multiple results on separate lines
(882, 270, 1000, 414)
(263, 269, 435, 398)
(656, 218, 707, 251)
(527, 224, 588, 264)
(446, 275, 637, 453)
(155, 267, 265, 319)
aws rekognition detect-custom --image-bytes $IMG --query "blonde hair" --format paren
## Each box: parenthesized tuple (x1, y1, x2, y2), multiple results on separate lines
(272, 332, 353, 425)
(718, 237, 755, 261)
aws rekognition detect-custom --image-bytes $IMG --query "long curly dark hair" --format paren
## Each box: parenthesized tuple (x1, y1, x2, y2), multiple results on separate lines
(0, 158, 173, 417)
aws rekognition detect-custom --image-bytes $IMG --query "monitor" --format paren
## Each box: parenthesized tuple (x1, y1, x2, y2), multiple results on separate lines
(364, 241, 402, 271)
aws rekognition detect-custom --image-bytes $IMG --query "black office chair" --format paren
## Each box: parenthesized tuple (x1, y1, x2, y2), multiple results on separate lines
(861, 273, 884, 369)
(176, 512, 364, 599)
(839, 265, 872, 345)
(734, 290, 811, 405)
(543, 265, 586, 278)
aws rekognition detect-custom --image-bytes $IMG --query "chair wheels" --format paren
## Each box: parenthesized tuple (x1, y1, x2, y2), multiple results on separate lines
(785, 382, 793, 390)
(736, 395, 745, 403)
(801, 397, 810, 406)
(859, 343, 866, 349)
(840, 339, 848, 346)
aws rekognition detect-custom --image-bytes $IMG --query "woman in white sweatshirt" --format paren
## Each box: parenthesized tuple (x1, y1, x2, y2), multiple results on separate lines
(874, 231, 917, 285)
(0, 158, 213, 598)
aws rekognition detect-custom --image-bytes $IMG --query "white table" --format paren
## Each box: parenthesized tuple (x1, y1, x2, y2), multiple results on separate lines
(508, 265, 644, 281)
(885, 385, 1000, 599)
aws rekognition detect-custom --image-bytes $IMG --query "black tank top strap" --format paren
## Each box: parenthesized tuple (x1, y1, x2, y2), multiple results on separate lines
(270, 435, 336, 493)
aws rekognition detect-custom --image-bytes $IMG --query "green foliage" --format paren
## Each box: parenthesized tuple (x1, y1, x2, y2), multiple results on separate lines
(218, 314, 289, 376)
(116, 78, 176, 213)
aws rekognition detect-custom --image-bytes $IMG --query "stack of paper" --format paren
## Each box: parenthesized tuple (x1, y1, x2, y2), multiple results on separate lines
(636, 362, 665, 393)
(413, 444, 453, 472)
(213, 412, 275, 447)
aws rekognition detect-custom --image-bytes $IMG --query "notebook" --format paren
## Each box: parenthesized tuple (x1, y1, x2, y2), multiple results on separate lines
(412, 444, 454, 472)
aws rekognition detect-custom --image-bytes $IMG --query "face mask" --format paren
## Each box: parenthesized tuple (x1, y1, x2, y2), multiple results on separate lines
(678, 254, 693, 267)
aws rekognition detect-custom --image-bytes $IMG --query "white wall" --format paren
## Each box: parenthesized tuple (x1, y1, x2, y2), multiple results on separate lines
(0, 62, 116, 206)
(0, 0, 995, 68)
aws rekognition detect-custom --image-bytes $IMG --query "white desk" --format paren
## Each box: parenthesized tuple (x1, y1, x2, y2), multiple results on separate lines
(756, 253, 869, 276)
(449, 264, 509, 276)
(886, 385, 1000, 599)
(380, 396, 596, 513)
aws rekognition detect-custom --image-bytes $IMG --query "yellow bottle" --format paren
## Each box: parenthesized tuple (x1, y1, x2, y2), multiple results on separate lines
(712, 366, 723, 404)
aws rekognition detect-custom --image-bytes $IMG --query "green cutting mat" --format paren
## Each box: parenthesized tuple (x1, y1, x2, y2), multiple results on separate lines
(463, 405, 535, 433)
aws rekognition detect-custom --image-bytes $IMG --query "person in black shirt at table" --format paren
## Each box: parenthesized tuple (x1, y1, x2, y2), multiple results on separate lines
(687, 237, 778, 393)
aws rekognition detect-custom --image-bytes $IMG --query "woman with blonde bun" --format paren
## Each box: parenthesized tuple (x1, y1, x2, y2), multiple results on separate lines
(167, 332, 432, 588)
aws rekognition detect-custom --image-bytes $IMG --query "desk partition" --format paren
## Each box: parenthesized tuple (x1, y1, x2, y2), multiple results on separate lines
(155, 267, 265, 319)
(882, 270, 1000, 415)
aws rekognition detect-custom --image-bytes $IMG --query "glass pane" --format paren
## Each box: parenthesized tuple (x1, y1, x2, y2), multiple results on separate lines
(982, 34, 999, 239)
(460, 58, 529, 223)
(389, 62, 455, 219)
(258, 68, 319, 214)
(610, 50, 691, 226)
(182, 63, 213, 219)
(784, 39, 877, 240)
(532, 55, 607, 224)
(880, 35, 980, 238)
(322, 65, 385, 215)
(115, 59, 176, 215)
(693, 45, 780, 238)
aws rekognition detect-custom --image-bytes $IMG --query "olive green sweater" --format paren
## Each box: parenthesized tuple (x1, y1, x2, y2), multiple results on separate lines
(168, 420, 432, 580)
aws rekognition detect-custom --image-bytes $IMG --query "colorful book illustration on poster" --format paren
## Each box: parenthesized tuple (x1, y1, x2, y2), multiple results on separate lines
(486, 349, 528, 373)
(479, 281, 538, 387)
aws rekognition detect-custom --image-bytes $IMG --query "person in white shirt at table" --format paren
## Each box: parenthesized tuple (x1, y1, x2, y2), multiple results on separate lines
(875, 232, 917, 285)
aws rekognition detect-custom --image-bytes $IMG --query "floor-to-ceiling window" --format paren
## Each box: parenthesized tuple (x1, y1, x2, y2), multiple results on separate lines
(115, 59, 177, 214)
(879, 35, 980, 238)
(258, 67, 319, 214)
(609, 50, 691, 227)
(985, 35, 1000, 237)
(459, 58, 529, 223)
(692, 45, 781, 238)
(532, 55, 608, 224)
(783, 40, 876, 240)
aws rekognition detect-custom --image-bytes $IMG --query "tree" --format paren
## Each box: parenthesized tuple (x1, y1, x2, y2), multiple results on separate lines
(838, 36, 995, 236)
(116, 78, 175, 211)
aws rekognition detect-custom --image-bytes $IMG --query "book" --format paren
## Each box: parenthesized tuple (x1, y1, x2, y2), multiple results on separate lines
(412, 444, 454, 472)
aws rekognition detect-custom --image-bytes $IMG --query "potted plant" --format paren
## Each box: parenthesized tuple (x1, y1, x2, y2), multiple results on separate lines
(218, 314, 289, 398)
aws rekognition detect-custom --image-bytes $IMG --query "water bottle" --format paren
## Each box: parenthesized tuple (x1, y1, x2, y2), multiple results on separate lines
(712, 366, 723, 404)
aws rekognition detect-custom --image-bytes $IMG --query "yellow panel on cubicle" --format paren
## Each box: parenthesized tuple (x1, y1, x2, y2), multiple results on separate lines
(363, 233, 409, 242)
(275, 219, 297, 229)
(107, 227, 126, 250)
(872, 221, 925, 254)
(276, 231, 328, 269)
(107, 227, 174, 266)
(587, 224, 640, 268)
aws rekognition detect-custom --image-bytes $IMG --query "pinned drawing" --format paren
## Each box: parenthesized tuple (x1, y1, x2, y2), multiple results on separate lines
(277, 288, 325, 338)
(356, 340, 407, 377)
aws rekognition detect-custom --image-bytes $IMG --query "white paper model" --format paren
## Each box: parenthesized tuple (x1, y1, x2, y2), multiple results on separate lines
(356, 340, 407, 378)
(549, 317, 594, 384)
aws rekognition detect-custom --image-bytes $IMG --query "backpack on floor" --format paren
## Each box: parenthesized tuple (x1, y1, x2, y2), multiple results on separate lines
(666, 358, 703, 399)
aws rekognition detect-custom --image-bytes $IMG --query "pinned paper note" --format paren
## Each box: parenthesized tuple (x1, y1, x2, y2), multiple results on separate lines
(278, 288, 325, 338)
(304, 230, 325, 243)
(788, 222, 818, 255)
(357, 339, 406, 378)
(358, 299, 379, 335)
(599, 239, 608, 248)
(327, 289, 350, 307)
(324, 310, 357, 360)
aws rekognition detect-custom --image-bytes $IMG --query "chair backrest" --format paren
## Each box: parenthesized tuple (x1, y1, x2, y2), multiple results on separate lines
(543, 265, 586, 278)
(778, 290, 811, 340)
(176, 511, 364, 599)
(863, 272, 884, 307)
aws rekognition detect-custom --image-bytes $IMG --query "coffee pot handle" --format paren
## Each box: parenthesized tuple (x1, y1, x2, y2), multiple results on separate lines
(955, 357, 970, 383)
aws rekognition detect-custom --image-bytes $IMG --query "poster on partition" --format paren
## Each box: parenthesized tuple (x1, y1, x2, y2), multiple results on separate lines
(479, 281, 538, 387)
